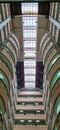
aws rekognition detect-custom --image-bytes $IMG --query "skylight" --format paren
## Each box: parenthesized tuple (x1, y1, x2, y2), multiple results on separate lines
(22, 3, 38, 89)
(22, 3, 38, 14)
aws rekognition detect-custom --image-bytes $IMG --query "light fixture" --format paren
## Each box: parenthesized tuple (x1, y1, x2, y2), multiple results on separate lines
(20, 120, 24, 122)
(35, 103, 39, 105)
(36, 120, 40, 123)
(20, 110, 23, 113)
(22, 103, 25, 105)
(28, 120, 32, 122)
(36, 110, 40, 113)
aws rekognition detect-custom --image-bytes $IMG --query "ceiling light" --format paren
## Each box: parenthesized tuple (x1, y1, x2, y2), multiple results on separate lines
(36, 120, 40, 123)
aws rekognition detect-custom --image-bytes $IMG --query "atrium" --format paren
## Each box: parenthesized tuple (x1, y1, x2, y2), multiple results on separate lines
(0, 1, 60, 130)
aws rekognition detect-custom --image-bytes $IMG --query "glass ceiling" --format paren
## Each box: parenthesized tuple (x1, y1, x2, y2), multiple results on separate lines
(22, 3, 38, 89)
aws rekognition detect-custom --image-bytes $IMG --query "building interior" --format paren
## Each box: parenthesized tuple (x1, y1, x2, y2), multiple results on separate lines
(0, 1, 60, 130)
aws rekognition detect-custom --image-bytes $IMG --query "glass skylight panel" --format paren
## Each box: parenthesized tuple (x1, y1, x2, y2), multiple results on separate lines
(25, 76, 35, 82)
(24, 59, 36, 63)
(24, 41, 36, 48)
(23, 30, 36, 38)
(23, 16, 37, 26)
(24, 64, 36, 68)
(24, 69, 35, 75)
(22, 3, 38, 89)
(24, 51, 36, 57)
(25, 82, 35, 89)
(24, 60, 36, 64)
(22, 3, 38, 14)
(24, 60, 36, 67)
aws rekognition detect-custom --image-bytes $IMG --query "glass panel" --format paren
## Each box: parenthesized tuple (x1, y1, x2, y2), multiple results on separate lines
(24, 68, 35, 74)
(23, 30, 36, 38)
(23, 15, 37, 26)
(24, 41, 36, 48)
(24, 61, 36, 68)
(24, 51, 36, 57)
(22, 3, 38, 14)
(25, 76, 35, 82)
(25, 82, 35, 89)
